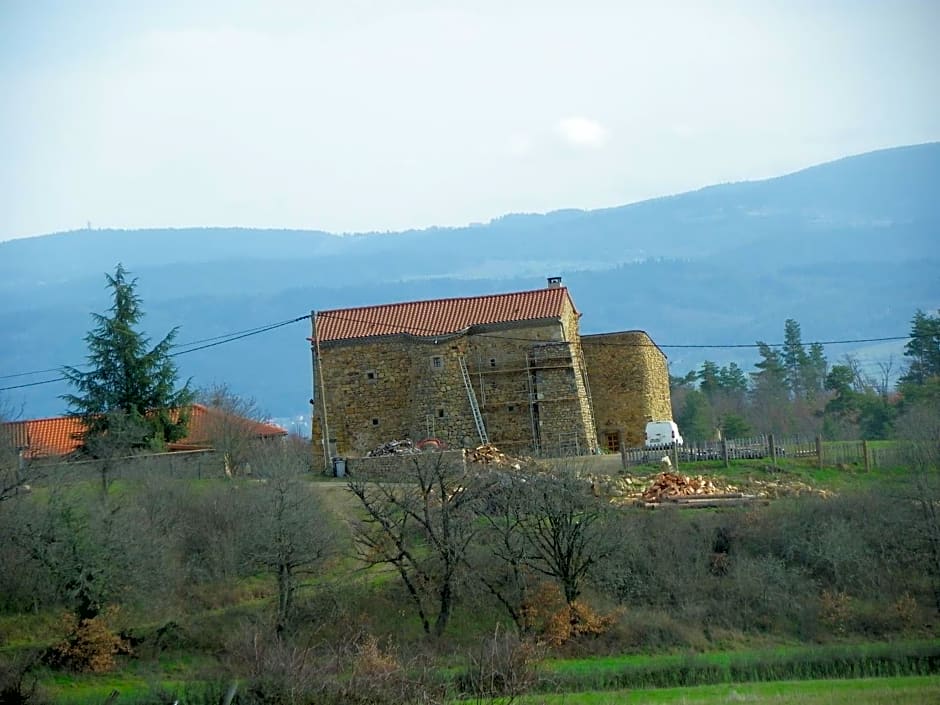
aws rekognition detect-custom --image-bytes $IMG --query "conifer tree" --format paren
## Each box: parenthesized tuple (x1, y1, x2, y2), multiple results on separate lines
(901, 310, 940, 387)
(62, 264, 191, 453)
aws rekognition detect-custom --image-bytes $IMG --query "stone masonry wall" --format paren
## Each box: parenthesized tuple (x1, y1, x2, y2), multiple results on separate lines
(581, 331, 671, 449)
(463, 321, 567, 455)
(312, 315, 604, 463)
(311, 298, 670, 466)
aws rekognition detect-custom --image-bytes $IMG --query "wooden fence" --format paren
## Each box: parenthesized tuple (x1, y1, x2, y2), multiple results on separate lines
(620, 435, 923, 471)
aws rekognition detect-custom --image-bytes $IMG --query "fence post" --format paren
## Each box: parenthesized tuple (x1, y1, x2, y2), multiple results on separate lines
(769, 433, 777, 466)
(816, 435, 823, 469)
(620, 442, 626, 470)
(671, 441, 679, 471)
(863, 440, 871, 472)
(721, 438, 729, 468)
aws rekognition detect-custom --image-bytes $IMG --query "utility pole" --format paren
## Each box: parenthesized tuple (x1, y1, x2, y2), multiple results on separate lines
(311, 311, 332, 472)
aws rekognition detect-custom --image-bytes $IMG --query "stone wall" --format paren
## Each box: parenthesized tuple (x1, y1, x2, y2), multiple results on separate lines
(462, 321, 572, 455)
(581, 331, 672, 449)
(311, 303, 666, 466)
(312, 315, 604, 464)
(343, 450, 467, 481)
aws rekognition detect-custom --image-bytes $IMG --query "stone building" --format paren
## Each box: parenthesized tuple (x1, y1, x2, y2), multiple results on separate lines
(309, 279, 671, 465)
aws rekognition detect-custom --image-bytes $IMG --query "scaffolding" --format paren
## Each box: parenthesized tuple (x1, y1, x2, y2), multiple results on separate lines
(460, 340, 597, 456)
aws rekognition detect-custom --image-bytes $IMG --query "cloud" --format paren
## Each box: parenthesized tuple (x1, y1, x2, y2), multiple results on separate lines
(556, 116, 609, 148)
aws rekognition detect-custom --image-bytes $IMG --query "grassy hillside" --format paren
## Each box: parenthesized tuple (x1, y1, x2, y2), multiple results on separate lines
(1, 447, 939, 703)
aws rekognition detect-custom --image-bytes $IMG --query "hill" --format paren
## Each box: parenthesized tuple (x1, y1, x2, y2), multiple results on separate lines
(1, 143, 938, 419)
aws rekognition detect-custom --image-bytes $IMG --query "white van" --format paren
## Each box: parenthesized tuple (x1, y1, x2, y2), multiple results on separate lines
(645, 421, 684, 448)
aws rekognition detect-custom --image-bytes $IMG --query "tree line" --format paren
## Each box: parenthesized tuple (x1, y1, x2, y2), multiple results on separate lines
(671, 312, 940, 442)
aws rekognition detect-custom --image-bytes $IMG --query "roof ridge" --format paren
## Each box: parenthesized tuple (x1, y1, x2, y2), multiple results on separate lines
(317, 286, 567, 315)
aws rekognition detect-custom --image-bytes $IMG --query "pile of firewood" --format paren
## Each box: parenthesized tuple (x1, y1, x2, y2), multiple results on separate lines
(641, 471, 723, 502)
(465, 443, 524, 470)
(366, 439, 421, 457)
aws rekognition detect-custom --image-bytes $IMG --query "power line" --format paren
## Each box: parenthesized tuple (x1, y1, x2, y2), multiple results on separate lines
(0, 367, 64, 380)
(0, 305, 922, 394)
(314, 310, 917, 349)
(171, 315, 309, 357)
(174, 316, 309, 348)
(0, 314, 311, 392)
(0, 376, 68, 392)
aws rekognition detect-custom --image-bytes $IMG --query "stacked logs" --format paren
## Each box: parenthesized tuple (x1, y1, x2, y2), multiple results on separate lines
(465, 444, 525, 470)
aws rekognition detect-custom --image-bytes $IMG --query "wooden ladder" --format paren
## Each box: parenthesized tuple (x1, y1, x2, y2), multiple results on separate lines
(458, 355, 489, 445)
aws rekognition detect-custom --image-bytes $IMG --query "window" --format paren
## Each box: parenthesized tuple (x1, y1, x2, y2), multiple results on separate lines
(372, 418, 379, 426)
(365, 370, 377, 382)
(437, 408, 445, 418)
(507, 405, 516, 412)
(605, 432, 621, 453)
(489, 358, 497, 367)
(430, 355, 443, 370)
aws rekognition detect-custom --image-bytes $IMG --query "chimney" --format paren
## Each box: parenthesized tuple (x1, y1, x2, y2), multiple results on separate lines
(547, 276, 562, 289)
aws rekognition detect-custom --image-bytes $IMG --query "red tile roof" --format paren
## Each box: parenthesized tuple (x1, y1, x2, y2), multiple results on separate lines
(168, 403, 287, 450)
(315, 287, 575, 342)
(5, 417, 83, 458)
(3, 405, 287, 458)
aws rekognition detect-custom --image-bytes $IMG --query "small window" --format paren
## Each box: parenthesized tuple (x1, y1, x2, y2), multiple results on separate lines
(489, 358, 497, 367)
(372, 418, 379, 426)
(605, 432, 621, 453)
(437, 408, 445, 418)
(365, 370, 377, 381)
(507, 405, 516, 412)
(430, 356, 443, 370)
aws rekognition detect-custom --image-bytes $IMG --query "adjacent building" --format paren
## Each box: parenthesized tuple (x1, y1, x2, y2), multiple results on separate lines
(310, 278, 671, 466)
(3, 404, 287, 460)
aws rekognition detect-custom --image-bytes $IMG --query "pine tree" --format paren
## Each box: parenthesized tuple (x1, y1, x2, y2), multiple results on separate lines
(901, 309, 940, 386)
(805, 342, 828, 399)
(62, 264, 192, 453)
(782, 319, 809, 400)
(751, 342, 790, 433)
(718, 362, 749, 394)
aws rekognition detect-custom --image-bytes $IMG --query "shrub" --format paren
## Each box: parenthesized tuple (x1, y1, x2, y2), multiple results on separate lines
(47, 612, 130, 673)
(456, 627, 542, 699)
(522, 583, 620, 647)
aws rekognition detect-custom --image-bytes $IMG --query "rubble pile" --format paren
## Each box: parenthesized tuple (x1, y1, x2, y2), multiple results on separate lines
(747, 478, 833, 499)
(641, 471, 725, 502)
(366, 439, 421, 457)
(465, 443, 525, 470)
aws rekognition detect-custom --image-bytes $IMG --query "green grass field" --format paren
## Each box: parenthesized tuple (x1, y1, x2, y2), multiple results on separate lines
(506, 675, 940, 705)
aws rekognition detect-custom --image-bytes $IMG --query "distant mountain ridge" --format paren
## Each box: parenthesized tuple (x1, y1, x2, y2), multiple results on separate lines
(2, 143, 938, 419)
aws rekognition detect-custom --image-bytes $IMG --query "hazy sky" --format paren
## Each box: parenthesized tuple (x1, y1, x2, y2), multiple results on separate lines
(2, 0, 938, 241)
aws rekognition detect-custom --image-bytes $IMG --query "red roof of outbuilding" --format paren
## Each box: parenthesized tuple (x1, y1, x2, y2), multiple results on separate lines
(315, 287, 574, 342)
(5, 416, 84, 458)
(3, 404, 287, 458)
(168, 403, 287, 449)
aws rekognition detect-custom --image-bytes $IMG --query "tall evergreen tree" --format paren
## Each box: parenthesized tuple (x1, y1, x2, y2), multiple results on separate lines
(782, 319, 810, 400)
(697, 360, 722, 399)
(901, 309, 940, 386)
(750, 342, 791, 433)
(62, 264, 192, 453)
(718, 362, 749, 394)
(805, 342, 828, 399)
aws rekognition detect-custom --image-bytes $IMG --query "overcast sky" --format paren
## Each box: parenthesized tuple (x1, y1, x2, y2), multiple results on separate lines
(2, 0, 938, 241)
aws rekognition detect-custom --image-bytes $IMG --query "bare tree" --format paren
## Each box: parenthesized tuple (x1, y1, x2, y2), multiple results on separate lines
(0, 398, 42, 505)
(1, 421, 27, 504)
(243, 439, 339, 635)
(471, 472, 537, 633)
(514, 468, 613, 606)
(347, 453, 493, 637)
(197, 383, 270, 476)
